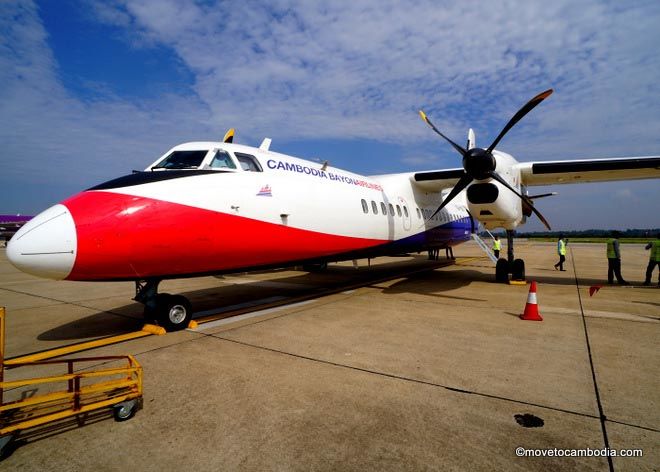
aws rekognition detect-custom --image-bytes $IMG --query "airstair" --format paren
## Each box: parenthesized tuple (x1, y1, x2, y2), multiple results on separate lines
(471, 232, 498, 263)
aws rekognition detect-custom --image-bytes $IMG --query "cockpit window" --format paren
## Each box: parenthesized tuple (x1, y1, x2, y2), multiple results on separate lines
(209, 150, 236, 169)
(234, 152, 263, 172)
(152, 150, 208, 170)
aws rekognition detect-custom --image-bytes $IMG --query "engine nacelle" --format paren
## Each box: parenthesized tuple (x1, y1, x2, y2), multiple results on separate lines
(466, 152, 524, 230)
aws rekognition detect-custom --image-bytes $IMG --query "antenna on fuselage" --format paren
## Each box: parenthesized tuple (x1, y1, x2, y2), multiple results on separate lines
(259, 138, 272, 151)
(467, 128, 476, 150)
(223, 128, 235, 143)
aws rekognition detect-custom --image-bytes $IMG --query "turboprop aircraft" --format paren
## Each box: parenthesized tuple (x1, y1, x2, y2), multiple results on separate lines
(0, 215, 33, 243)
(7, 90, 660, 331)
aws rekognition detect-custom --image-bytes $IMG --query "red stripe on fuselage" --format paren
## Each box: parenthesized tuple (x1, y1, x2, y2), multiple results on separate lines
(63, 191, 385, 280)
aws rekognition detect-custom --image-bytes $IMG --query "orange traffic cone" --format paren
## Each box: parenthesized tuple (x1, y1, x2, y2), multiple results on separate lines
(520, 281, 543, 321)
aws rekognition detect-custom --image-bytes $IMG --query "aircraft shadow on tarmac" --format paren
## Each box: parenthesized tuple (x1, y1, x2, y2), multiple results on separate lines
(38, 258, 621, 341)
(35, 257, 462, 341)
(38, 311, 145, 341)
(377, 269, 489, 302)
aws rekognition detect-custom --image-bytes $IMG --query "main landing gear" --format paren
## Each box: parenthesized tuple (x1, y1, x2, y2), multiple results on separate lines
(134, 279, 192, 332)
(495, 229, 526, 283)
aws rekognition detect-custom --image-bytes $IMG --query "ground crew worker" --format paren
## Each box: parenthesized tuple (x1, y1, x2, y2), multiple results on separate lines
(554, 235, 567, 271)
(643, 233, 660, 286)
(492, 236, 501, 259)
(606, 232, 629, 285)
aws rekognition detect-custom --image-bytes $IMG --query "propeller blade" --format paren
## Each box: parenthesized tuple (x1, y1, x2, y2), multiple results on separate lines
(486, 89, 553, 153)
(528, 192, 558, 199)
(223, 128, 235, 143)
(419, 110, 467, 157)
(487, 171, 552, 230)
(427, 173, 473, 221)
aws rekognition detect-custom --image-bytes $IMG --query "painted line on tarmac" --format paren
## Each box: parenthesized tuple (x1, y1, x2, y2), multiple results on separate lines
(570, 248, 614, 472)
(191, 300, 315, 331)
(5, 328, 154, 365)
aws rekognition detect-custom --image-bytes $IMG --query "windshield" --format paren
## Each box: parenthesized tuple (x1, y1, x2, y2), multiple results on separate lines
(152, 150, 208, 169)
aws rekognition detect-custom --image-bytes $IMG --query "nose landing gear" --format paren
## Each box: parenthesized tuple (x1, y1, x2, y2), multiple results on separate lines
(134, 280, 193, 331)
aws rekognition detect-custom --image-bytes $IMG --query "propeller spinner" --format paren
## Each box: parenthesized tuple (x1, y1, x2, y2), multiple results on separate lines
(419, 89, 553, 230)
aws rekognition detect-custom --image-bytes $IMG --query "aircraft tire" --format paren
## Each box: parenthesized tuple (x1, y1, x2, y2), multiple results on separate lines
(157, 294, 192, 332)
(495, 258, 509, 283)
(512, 259, 525, 281)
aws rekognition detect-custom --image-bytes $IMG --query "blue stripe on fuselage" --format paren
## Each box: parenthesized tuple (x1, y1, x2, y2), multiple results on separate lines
(385, 219, 473, 252)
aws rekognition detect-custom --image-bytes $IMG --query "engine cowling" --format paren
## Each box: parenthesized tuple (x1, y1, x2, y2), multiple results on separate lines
(466, 152, 524, 230)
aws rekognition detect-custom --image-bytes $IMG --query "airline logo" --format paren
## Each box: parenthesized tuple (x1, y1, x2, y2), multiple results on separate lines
(257, 185, 273, 197)
(266, 159, 383, 191)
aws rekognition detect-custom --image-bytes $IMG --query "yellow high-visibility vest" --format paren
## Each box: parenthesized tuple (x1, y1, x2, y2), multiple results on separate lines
(493, 240, 501, 251)
(558, 239, 566, 256)
(606, 239, 616, 259)
(650, 240, 660, 262)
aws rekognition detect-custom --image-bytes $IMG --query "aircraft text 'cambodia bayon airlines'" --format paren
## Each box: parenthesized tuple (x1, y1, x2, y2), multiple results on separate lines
(7, 90, 660, 330)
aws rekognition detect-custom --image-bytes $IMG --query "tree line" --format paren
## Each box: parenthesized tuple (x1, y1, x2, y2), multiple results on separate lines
(512, 228, 659, 238)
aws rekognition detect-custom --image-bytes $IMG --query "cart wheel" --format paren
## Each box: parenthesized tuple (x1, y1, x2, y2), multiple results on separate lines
(0, 434, 15, 459)
(113, 399, 138, 422)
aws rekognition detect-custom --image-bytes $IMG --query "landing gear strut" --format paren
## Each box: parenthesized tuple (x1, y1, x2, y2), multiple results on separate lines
(495, 229, 525, 283)
(134, 279, 192, 332)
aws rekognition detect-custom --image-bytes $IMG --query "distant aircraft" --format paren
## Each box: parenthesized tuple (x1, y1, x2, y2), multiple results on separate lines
(0, 215, 33, 243)
(6, 90, 660, 330)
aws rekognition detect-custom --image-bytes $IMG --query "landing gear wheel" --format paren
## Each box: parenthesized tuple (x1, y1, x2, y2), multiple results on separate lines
(113, 399, 138, 422)
(511, 259, 526, 281)
(156, 294, 192, 332)
(495, 258, 509, 283)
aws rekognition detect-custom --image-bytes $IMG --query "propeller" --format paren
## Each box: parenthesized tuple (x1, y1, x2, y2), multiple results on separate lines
(419, 89, 553, 229)
(223, 128, 235, 143)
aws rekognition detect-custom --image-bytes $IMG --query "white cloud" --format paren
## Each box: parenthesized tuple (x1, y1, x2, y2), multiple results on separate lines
(79, 0, 660, 155)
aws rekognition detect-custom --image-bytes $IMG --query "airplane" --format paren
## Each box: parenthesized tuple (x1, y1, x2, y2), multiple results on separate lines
(0, 215, 33, 244)
(6, 90, 660, 331)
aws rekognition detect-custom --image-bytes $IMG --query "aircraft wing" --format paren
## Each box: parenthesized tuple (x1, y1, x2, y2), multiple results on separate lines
(517, 156, 660, 186)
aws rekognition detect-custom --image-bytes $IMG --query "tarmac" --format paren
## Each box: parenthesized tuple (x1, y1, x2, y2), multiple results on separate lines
(0, 240, 658, 471)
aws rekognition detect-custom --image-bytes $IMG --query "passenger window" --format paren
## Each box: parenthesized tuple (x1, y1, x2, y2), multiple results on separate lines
(380, 202, 387, 215)
(234, 152, 263, 172)
(396, 205, 402, 217)
(209, 150, 236, 169)
(416, 208, 421, 219)
(388, 204, 394, 216)
(403, 206, 409, 217)
(371, 201, 378, 214)
(361, 199, 368, 213)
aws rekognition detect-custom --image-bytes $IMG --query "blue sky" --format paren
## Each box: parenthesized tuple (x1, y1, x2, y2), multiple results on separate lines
(1, 0, 659, 230)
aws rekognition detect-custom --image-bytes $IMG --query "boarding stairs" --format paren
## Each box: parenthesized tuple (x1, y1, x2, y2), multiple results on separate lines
(471, 232, 498, 264)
